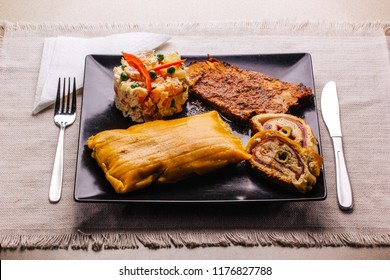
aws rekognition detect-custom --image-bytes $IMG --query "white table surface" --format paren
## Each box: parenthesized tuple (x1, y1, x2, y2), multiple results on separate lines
(0, 0, 389, 260)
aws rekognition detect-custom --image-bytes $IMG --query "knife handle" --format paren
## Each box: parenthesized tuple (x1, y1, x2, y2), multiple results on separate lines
(331, 136, 353, 210)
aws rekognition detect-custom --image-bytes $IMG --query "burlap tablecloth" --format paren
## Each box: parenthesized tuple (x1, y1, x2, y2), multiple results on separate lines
(1, 21, 390, 251)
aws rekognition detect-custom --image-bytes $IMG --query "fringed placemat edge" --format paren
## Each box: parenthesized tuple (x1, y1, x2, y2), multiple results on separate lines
(1, 19, 389, 36)
(1, 231, 389, 251)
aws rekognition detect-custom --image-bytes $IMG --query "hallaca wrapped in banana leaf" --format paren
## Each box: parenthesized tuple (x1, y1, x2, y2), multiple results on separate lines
(87, 111, 250, 194)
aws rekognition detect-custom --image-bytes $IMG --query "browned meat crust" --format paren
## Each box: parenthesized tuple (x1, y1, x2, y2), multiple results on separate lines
(187, 58, 313, 126)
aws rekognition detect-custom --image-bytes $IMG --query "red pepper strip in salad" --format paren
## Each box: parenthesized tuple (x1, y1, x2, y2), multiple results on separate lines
(122, 52, 152, 92)
(149, 59, 187, 72)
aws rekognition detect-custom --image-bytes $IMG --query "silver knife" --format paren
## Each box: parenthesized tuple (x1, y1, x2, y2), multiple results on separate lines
(321, 81, 353, 210)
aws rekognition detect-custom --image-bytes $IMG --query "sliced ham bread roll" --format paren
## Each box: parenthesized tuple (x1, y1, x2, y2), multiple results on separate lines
(250, 113, 319, 154)
(245, 130, 323, 193)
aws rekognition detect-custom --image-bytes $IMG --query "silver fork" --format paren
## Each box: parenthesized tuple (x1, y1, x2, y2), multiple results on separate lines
(49, 77, 77, 203)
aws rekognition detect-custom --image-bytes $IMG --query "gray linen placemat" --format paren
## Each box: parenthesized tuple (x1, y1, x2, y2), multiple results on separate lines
(1, 20, 390, 250)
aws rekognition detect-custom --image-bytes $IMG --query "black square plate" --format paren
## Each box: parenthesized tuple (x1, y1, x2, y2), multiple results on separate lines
(74, 53, 326, 202)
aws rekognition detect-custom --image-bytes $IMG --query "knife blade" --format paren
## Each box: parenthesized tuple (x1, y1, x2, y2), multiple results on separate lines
(321, 81, 353, 210)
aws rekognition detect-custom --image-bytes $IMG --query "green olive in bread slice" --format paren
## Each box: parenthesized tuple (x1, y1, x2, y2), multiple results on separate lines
(250, 113, 319, 154)
(245, 130, 323, 193)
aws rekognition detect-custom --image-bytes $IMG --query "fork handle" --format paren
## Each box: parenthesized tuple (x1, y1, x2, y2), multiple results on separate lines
(49, 125, 65, 203)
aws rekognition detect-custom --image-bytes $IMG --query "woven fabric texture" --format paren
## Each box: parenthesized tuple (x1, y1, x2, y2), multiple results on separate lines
(0, 20, 389, 250)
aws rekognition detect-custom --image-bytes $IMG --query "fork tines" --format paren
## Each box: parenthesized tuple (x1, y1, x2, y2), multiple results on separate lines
(55, 77, 77, 115)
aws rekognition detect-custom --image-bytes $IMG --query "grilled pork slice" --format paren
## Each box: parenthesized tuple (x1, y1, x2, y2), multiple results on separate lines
(250, 113, 319, 154)
(188, 58, 313, 126)
(87, 111, 250, 194)
(246, 130, 323, 193)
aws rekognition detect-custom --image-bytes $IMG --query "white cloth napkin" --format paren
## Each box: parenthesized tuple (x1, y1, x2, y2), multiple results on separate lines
(32, 32, 171, 115)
